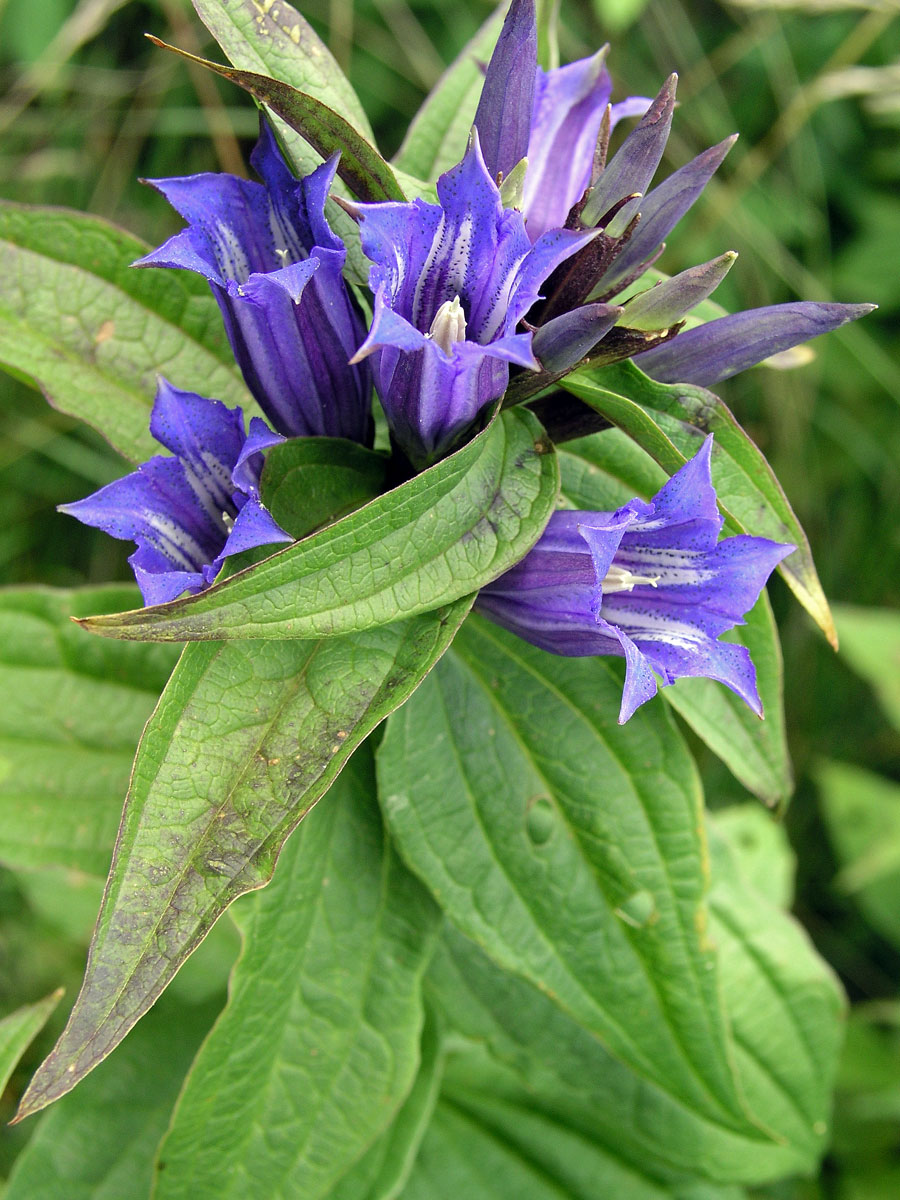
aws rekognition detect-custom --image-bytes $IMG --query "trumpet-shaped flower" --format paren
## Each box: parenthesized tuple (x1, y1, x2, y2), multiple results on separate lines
(59, 380, 290, 606)
(477, 438, 793, 723)
(348, 132, 596, 467)
(135, 120, 372, 445)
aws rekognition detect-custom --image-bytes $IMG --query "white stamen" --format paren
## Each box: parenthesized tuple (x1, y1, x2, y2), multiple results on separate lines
(275, 247, 291, 266)
(601, 564, 660, 594)
(222, 510, 235, 532)
(428, 295, 467, 354)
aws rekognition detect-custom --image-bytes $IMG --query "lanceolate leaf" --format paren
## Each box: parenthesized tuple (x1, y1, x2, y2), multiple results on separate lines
(560, 360, 836, 647)
(0, 992, 62, 1101)
(5, 995, 220, 1200)
(0, 202, 251, 463)
(833, 604, 900, 732)
(393, 5, 506, 182)
(148, 39, 406, 204)
(0, 587, 179, 876)
(425, 910, 836, 1186)
(557, 435, 792, 807)
(190, 0, 376, 283)
(15, 599, 471, 1120)
(377, 615, 759, 1133)
(79, 408, 558, 643)
(664, 595, 791, 808)
(154, 751, 440, 1200)
(191, 0, 374, 139)
(330, 1009, 445, 1200)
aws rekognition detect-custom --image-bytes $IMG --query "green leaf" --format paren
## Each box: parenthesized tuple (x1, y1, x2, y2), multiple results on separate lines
(664, 596, 792, 808)
(5, 995, 220, 1200)
(392, 5, 505, 182)
(377, 615, 757, 1134)
(0, 201, 252, 464)
(0, 586, 179, 876)
(704, 819, 843, 1170)
(425, 929, 823, 1188)
(424, 834, 838, 1186)
(79, 408, 557, 643)
(190, 0, 374, 284)
(560, 360, 836, 648)
(401, 996, 752, 1198)
(154, 750, 440, 1200)
(149, 39, 406, 203)
(330, 1008, 444, 1200)
(833, 604, 900, 732)
(191, 0, 373, 139)
(16, 599, 470, 1120)
(558, 433, 792, 807)
(818, 760, 900, 950)
(713, 805, 795, 909)
(558, 427, 669, 511)
(260, 436, 389, 540)
(0, 991, 62, 1100)
(401, 1098, 671, 1200)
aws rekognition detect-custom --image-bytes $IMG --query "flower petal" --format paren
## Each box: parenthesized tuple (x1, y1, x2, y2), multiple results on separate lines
(215, 496, 291, 565)
(135, 172, 280, 285)
(149, 379, 244, 514)
(523, 50, 612, 240)
(232, 416, 285, 497)
(60, 456, 226, 600)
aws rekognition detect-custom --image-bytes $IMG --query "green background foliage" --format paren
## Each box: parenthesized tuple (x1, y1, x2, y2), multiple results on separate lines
(0, 0, 898, 1195)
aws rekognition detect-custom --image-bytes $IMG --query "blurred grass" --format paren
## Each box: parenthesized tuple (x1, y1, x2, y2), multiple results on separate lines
(1, 0, 899, 1191)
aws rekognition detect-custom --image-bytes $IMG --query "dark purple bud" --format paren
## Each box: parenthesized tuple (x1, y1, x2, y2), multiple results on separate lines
(532, 303, 623, 372)
(597, 135, 737, 292)
(634, 301, 876, 386)
(473, 0, 537, 181)
(580, 74, 677, 228)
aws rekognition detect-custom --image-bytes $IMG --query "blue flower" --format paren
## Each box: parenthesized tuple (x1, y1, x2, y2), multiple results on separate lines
(135, 119, 372, 444)
(348, 132, 596, 467)
(59, 379, 291, 606)
(476, 438, 794, 722)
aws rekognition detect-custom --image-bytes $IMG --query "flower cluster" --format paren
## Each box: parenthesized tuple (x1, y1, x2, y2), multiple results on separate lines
(60, 0, 871, 720)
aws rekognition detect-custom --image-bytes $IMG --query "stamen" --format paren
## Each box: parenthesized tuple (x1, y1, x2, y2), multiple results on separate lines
(428, 295, 467, 354)
(601, 564, 660, 594)
(222, 510, 235, 532)
(275, 247, 291, 266)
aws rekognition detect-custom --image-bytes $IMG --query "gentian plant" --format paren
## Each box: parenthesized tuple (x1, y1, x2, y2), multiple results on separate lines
(0, 0, 877, 1195)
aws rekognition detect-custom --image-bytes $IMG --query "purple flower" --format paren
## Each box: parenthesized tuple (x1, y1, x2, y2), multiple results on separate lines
(347, 132, 596, 467)
(476, 438, 793, 723)
(135, 119, 372, 445)
(59, 379, 291, 606)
